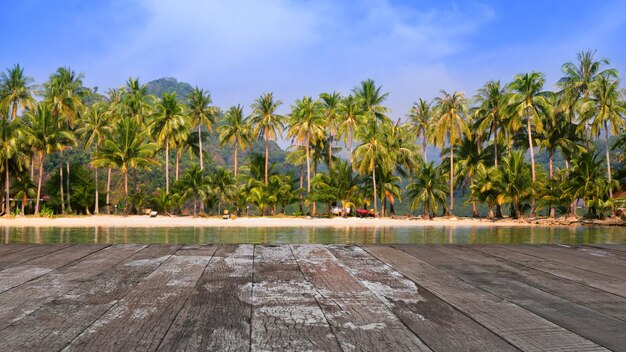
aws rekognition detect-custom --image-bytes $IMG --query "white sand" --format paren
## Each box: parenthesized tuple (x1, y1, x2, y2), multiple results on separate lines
(0, 215, 540, 228)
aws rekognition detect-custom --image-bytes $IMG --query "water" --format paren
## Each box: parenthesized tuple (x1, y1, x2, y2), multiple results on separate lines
(2, 225, 625, 245)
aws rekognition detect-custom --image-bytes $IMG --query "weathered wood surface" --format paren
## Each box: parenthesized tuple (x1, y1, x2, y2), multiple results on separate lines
(586, 244, 626, 258)
(0, 243, 623, 352)
(364, 245, 608, 351)
(472, 245, 626, 297)
(327, 245, 518, 351)
(397, 245, 626, 351)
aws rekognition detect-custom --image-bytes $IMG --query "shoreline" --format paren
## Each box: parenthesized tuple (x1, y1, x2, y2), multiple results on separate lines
(0, 215, 622, 228)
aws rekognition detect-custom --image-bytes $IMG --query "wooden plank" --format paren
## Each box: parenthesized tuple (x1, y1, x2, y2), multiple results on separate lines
(0, 244, 73, 270)
(292, 244, 431, 352)
(0, 244, 110, 294)
(327, 245, 519, 352)
(400, 245, 626, 351)
(157, 244, 253, 352)
(588, 244, 626, 253)
(0, 244, 139, 330)
(62, 245, 217, 352)
(585, 244, 626, 258)
(251, 245, 342, 351)
(472, 245, 626, 298)
(0, 244, 179, 352)
(364, 245, 607, 352)
(0, 244, 32, 258)
(507, 245, 626, 280)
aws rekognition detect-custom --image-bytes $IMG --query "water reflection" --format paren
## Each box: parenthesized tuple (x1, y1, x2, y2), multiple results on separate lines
(1, 225, 625, 245)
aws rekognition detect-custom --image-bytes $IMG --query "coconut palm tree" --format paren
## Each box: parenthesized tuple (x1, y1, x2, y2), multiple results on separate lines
(581, 76, 626, 200)
(407, 98, 432, 162)
(432, 90, 470, 216)
(43, 67, 85, 214)
(287, 96, 325, 199)
(0, 119, 22, 215)
(76, 102, 112, 214)
(21, 103, 75, 215)
(149, 92, 189, 194)
(407, 162, 447, 219)
(249, 92, 284, 185)
(175, 165, 210, 217)
(496, 151, 534, 219)
(187, 87, 215, 171)
(218, 105, 253, 177)
(471, 165, 503, 219)
(93, 116, 158, 196)
(285, 146, 307, 214)
(121, 78, 153, 124)
(338, 94, 364, 164)
(209, 167, 235, 215)
(455, 134, 491, 217)
(473, 80, 508, 166)
(352, 79, 390, 216)
(319, 91, 342, 166)
(508, 72, 551, 216)
(558, 50, 617, 103)
(0, 64, 36, 121)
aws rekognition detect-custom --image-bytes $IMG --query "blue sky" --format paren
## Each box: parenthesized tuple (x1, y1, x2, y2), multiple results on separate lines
(2, 0, 625, 118)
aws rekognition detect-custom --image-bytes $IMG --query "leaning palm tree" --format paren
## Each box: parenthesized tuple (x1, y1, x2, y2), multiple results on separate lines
(287, 96, 325, 197)
(407, 98, 432, 162)
(249, 92, 284, 185)
(338, 94, 364, 164)
(508, 72, 551, 216)
(582, 76, 626, 199)
(43, 67, 85, 214)
(432, 90, 470, 216)
(319, 91, 342, 166)
(76, 102, 112, 214)
(187, 87, 215, 171)
(93, 116, 158, 196)
(218, 105, 253, 177)
(149, 92, 189, 194)
(21, 103, 75, 215)
(473, 80, 508, 166)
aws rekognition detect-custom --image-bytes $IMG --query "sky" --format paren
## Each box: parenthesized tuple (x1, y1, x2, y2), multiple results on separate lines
(2, 0, 626, 120)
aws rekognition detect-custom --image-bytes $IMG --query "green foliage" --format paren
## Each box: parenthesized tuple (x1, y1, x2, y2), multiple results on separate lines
(145, 77, 193, 100)
(44, 164, 98, 214)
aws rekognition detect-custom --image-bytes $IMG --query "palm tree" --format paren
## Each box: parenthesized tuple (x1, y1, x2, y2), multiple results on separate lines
(21, 103, 75, 215)
(246, 185, 276, 215)
(338, 94, 364, 164)
(319, 91, 342, 166)
(285, 146, 307, 214)
(432, 90, 470, 216)
(473, 80, 507, 166)
(0, 119, 21, 215)
(249, 93, 284, 185)
(287, 96, 325, 200)
(93, 116, 158, 196)
(43, 67, 85, 214)
(558, 50, 617, 103)
(508, 72, 551, 216)
(218, 105, 253, 177)
(455, 134, 491, 217)
(209, 167, 236, 215)
(471, 165, 503, 219)
(149, 92, 189, 194)
(0, 64, 35, 121)
(121, 78, 153, 124)
(187, 87, 215, 171)
(352, 79, 390, 216)
(175, 165, 210, 217)
(568, 151, 611, 218)
(407, 98, 432, 162)
(407, 162, 447, 219)
(582, 76, 626, 199)
(76, 102, 112, 214)
(496, 151, 534, 219)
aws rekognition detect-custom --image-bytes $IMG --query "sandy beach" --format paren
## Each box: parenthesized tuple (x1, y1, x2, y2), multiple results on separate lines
(0, 215, 610, 228)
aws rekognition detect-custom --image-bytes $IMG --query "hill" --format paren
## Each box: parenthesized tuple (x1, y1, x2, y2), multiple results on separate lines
(145, 77, 194, 100)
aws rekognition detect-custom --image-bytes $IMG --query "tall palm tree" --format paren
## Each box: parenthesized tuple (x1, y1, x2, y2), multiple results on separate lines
(249, 92, 284, 185)
(76, 102, 112, 214)
(149, 92, 189, 194)
(0, 119, 21, 215)
(218, 105, 253, 177)
(455, 134, 491, 217)
(285, 146, 307, 214)
(407, 98, 432, 162)
(319, 91, 342, 166)
(582, 77, 626, 199)
(21, 103, 75, 215)
(432, 90, 470, 216)
(338, 94, 364, 164)
(104, 88, 124, 213)
(44, 67, 85, 214)
(187, 87, 215, 171)
(352, 79, 390, 216)
(508, 72, 551, 216)
(287, 97, 325, 198)
(176, 165, 210, 217)
(93, 116, 158, 196)
(473, 80, 508, 166)
(121, 78, 153, 124)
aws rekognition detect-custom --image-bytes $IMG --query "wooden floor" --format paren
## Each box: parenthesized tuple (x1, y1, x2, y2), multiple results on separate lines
(0, 244, 624, 351)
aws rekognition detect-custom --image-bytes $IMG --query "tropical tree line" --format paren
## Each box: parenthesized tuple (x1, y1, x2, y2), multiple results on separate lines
(0, 49, 625, 218)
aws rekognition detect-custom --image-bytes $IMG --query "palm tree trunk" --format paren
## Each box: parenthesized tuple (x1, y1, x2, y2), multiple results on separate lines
(175, 152, 180, 181)
(494, 122, 498, 167)
(470, 177, 478, 217)
(372, 163, 377, 217)
(306, 135, 311, 193)
(5, 159, 10, 216)
(424, 199, 429, 219)
(66, 161, 71, 212)
(198, 125, 203, 170)
(549, 149, 555, 218)
(165, 137, 170, 194)
(124, 172, 129, 196)
(299, 165, 304, 214)
(349, 129, 354, 164)
(605, 123, 613, 199)
(328, 135, 333, 168)
(106, 168, 111, 214)
(234, 145, 239, 177)
(30, 155, 35, 180)
(422, 134, 427, 162)
(94, 166, 99, 214)
(264, 132, 269, 185)
(449, 143, 454, 216)
(527, 119, 536, 217)
(193, 195, 197, 217)
(59, 152, 65, 213)
(35, 153, 44, 216)
(21, 196, 25, 216)
(488, 206, 494, 219)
